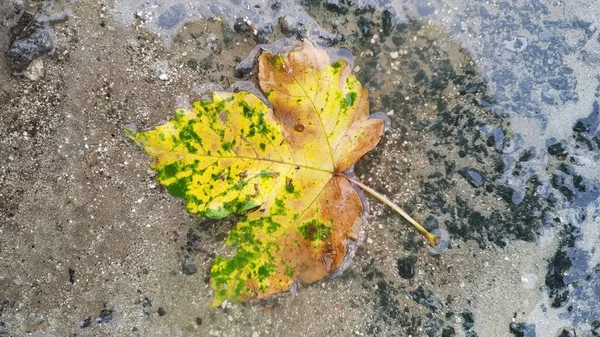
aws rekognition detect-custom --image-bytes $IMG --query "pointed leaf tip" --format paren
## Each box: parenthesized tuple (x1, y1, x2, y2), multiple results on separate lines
(123, 123, 138, 138)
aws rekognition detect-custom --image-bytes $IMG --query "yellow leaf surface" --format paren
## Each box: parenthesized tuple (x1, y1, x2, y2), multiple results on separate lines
(126, 39, 384, 306)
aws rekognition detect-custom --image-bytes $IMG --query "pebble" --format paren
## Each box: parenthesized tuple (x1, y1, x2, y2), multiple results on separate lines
(182, 263, 197, 275)
(509, 322, 536, 337)
(23, 59, 45, 81)
(6, 13, 56, 72)
(390, 51, 399, 59)
(397, 256, 417, 279)
(461, 169, 484, 188)
(503, 36, 528, 53)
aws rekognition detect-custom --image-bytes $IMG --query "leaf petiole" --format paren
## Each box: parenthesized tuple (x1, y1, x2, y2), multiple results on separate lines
(342, 174, 440, 247)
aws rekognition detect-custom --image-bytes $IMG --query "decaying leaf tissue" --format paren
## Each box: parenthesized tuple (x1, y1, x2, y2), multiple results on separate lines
(126, 39, 441, 306)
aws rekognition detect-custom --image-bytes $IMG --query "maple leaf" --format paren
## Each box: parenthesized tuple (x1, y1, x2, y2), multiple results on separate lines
(125, 39, 440, 306)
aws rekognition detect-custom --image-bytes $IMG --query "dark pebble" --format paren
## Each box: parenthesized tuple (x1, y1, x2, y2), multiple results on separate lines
(6, 19, 55, 72)
(79, 317, 92, 329)
(518, 147, 536, 162)
(573, 101, 599, 135)
(196, 317, 203, 325)
(423, 215, 439, 231)
(182, 263, 198, 275)
(397, 256, 418, 279)
(425, 316, 444, 335)
(462, 311, 475, 330)
(509, 322, 536, 337)
(142, 297, 152, 318)
(381, 10, 393, 36)
(234, 16, 252, 33)
(410, 286, 443, 311)
(157, 307, 166, 316)
(557, 328, 576, 337)
(548, 142, 568, 160)
(487, 128, 504, 151)
(461, 169, 484, 187)
(442, 326, 456, 337)
(97, 304, 113, 324)
(324, 0, 349, 15)
(69, 268, 75, 284)
(278, 15, 308, 38)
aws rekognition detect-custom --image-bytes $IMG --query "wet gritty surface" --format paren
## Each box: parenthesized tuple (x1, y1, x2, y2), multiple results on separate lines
(0, 0, 599, 336)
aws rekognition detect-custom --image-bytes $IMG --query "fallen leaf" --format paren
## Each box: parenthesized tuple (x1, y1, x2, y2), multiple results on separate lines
(126, 39, 384, 306)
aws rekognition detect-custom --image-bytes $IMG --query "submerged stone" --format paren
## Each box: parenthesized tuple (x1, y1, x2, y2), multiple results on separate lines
(397, 256, 418, 279)
(461, 169, 484, 187)
(509, 322, 536, 337)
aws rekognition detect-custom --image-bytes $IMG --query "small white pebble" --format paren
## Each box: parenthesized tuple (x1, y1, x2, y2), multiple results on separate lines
(159, 73, 169, 81)
(390, 51, 399, 59)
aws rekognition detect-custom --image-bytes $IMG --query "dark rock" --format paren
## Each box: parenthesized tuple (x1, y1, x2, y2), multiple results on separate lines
(196, 317, 203, 325)
(374, 280, 402, 324)
(79, 316, 92, 328)
(410, 286, 443, 311)
(233, 17, 270, 43)
(69, 268, 75, 284)
(425, 316, 444, 336)
(423, 215, 439, 231)
(487, 128, 505, 151)
(381, 10, 393, 36)
(270, 0, 282, 10)
(518, 147, 536, 162)
(186, 228, 202, 253)
(6, 14, 55, 72)
(461, 169, 484, 187)
(592, 320, 600, 335)
(509, 322, 535, 337)
(182, 263, 198, 275)
(97, 304, 113, 324)
(573, 101, 599, 135)
(545, 223, 576, 308)
(557, 328, 576, 337)
(9, 10, 36, 41)
(142, 297, 152, 319)
(325, 0, 349, 15)
(157, 4, 185, 29)
(461, 311, 475, 330)
(548, 142, 568, 160)
(278, 15, 308, 38)
(397, 256, 418, 279)
(357, 17, 374, 39)
(442, 326, 456, 337)
(157, 307, 166, 316)
(511, 189, 525, 205)
(234, 17, 252, 33)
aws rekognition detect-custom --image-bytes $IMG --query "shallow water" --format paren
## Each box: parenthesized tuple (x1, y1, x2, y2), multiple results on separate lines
(0, 0, 599, 336)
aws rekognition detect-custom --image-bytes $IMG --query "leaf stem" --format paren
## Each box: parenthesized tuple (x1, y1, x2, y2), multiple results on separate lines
(342, 174, 439, 246)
